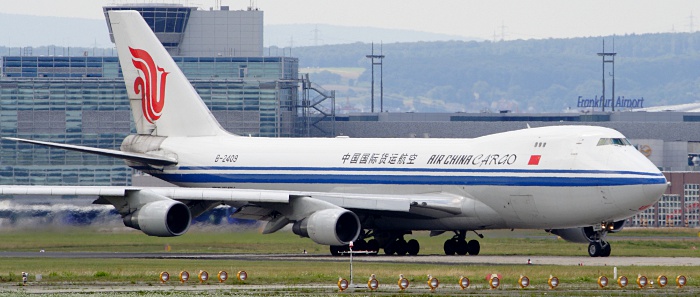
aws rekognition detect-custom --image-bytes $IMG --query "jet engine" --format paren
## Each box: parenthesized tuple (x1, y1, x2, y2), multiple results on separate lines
(123, 199, 191, 237)
(547, 220, 626, 243)
(292, 208, 360, 245)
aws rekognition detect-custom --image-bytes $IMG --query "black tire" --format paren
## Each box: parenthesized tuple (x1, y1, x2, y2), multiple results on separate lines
(588, 242, 602, 257)
(367, 239, 380, 255)
(384, 243, 395, 255)
(395, 239, 408, 256)
(407, 239, 420, 255)
(456, 240, 469, 255)
(443, 239, 457, 255)
(353, 239, 367, 251)
(330, 245, 341, 256)
(467, 239, 480, 255)
(601, 242, 611, 257)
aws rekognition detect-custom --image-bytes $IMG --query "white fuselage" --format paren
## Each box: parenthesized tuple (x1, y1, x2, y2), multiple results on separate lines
(135, 126, 667, 231)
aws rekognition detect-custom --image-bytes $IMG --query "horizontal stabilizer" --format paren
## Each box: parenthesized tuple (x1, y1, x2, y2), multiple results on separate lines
(2, 137, 177, 166)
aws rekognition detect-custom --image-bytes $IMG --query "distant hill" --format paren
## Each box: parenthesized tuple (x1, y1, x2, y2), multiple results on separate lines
(265, 24, 478, 47)
(0, 13, 477, 48)
(292, 33, 700, 113)
(2, 12, 699, 113)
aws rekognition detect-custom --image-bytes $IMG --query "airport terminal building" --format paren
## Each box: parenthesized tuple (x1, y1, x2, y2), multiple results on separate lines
(1, 4, 298, 186)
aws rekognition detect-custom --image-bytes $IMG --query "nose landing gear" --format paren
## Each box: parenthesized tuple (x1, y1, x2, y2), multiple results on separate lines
(588, 222, 614, 257)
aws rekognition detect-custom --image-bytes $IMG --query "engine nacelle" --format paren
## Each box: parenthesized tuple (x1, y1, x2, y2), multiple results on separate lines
(548, 220, 626, 243)
(292, 208, 360, 246)
(123, 199, 191, 237)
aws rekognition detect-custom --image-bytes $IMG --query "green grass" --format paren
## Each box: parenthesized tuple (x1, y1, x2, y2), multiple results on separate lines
(0, 257, 695, 287)
(0, 227, 697, 288)
(1, 227, 697, 257)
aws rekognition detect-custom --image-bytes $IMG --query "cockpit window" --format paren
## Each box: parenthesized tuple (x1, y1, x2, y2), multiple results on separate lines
(597, 138, 632, 146)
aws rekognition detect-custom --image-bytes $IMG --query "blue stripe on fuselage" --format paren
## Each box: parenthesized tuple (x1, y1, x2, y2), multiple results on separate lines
(147, 172, 666, 187)
(139, 166, 665, 177)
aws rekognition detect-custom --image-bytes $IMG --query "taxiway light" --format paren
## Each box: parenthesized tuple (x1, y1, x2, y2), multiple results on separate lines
(427, 275, 439, 291)
(636, 275, 648, 288)
(617, 275, 628, 288)
(459, 276, 470, 290)
(179, 271, 189, 283)
(548, 275, 559, 289)
(597, 276, 608, 288)
(518, 275, 530, 288)
(237, 270, 248, 281)
(217, 271, 228, 283)
(368, 274, 379, 291)
(657, 275, 668, 288)
(159, 271, 169, 283)
(397, 274, 409, 291)
(676, 275, 687, 288)
(489, 276, 500, 289)
(337, 277, 349, 291)
(198, 270, 209, 283)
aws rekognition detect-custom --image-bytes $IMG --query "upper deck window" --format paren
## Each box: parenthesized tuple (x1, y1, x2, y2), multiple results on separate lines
(597, 138, 632, 146)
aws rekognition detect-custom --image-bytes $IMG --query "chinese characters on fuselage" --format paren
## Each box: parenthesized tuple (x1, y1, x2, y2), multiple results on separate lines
(341, 153, 518, 166)
(342, 153, 417, 165)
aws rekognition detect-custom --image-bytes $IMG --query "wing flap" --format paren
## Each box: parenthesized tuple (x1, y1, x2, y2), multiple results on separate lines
(303, 192, 464, 217)
(0, 186, 289, 204)
(148, 188, 289, 203)
(304, 193, 411, 212)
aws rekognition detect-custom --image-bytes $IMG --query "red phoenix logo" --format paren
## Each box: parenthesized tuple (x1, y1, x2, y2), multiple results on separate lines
(129, 47, 169, 123)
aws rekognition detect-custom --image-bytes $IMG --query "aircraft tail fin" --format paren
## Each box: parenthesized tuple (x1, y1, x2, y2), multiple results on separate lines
(108, 10, 227, 137)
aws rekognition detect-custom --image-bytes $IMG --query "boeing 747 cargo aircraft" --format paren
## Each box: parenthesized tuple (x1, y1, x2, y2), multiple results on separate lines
(1, 11, 668, 257)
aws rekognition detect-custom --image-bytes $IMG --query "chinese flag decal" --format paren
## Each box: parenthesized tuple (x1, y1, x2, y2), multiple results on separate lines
(528, 155, 541, 165)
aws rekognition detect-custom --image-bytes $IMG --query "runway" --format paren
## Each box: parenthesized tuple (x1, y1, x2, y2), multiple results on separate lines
(1, 251, 698, 266)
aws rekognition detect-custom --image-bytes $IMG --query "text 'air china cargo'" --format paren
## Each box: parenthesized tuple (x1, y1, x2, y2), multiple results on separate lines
(1, 11, 668, 257)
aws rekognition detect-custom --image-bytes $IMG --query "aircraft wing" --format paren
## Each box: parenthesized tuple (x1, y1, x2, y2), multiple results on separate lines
(0, 186, 463, 218)
(2, 137, 177, 166)
(0, 186, 289, 204)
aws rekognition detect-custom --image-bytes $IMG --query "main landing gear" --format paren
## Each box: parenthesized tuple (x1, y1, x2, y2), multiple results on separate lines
(329, 238, 380, 256)
(330, 231, 422, 256)
(587, 223, 613, 257)
(383, 237, 420, 256)
(443, 230, 481, 256)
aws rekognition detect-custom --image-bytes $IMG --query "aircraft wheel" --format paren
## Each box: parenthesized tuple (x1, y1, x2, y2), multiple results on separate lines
(330, 245, 341, 256)
(588, 242, 602, 257)
(455, 240, 469, 255)
(443, 239, 457, 255)
(384, 242, 395, 255)
(407, 239, 420, 255)
(395, 239, 408, 256)
(353, 239, 366, 251)
(367, 239, 379, 255)
(467, 239, 480, 255)
(600, 242, 611, 257)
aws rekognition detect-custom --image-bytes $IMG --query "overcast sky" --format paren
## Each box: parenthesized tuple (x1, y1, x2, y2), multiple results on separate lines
(3, 0, 700, 40)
